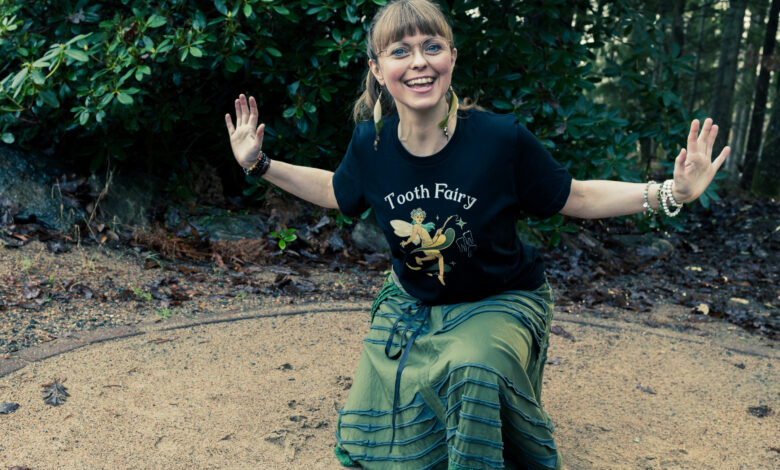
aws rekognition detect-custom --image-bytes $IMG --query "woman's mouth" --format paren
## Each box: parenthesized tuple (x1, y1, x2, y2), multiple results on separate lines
(404, 77, 435, 90)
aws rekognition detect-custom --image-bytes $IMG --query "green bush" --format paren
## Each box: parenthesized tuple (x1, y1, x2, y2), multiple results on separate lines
(0, 0, 699, 234)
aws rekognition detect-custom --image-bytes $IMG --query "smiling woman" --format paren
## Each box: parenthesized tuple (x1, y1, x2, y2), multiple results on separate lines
(223, 0, 729, 468)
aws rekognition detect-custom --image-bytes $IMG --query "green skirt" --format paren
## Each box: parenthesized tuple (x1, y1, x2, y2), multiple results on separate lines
(335, 278, 561, 470)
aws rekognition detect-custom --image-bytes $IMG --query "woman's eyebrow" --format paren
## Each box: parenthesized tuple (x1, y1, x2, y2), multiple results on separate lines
(389, 36, 440, 47)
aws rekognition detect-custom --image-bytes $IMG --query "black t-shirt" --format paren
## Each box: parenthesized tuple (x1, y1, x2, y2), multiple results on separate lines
(333, 109, 572, 305)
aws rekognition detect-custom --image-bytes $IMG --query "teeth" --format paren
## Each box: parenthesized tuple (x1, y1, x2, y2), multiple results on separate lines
(405, 77, 433, 86)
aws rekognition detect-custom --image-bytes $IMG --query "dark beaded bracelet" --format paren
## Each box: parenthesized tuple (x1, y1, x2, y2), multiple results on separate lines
(243, 150, 271, 177)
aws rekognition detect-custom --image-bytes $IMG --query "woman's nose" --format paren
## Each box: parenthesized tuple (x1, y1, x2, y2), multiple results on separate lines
(410, 48, 428, 68)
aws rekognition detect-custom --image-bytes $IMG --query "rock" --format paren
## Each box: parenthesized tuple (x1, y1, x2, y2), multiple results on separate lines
(0, 144, 86, 230)
(351, 218, 390, 253)
(328, 232, 345, 252)
(612, 233, 674, 259)
(192, 214, 268, 241)
(0, 402, 19, 414)
(88, 172, 163, 228)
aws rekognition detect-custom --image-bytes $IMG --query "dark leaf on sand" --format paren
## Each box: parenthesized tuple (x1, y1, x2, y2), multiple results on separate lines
(22, 286, 41, 300)
(274, 274, 291, 288)
(41, 378, 70, 406)
(291, 279, 316, 293)
(551, 325, 575, 341)
(747, 405, 772, 418)
(637, 382, 656, 394)
(0, 402, 20, 414)
(115, 288, 135, 301)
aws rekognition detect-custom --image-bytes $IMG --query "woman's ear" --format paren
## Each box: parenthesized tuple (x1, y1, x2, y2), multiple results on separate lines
(451, 47, 457, 68)
(369, 59, 385, 87)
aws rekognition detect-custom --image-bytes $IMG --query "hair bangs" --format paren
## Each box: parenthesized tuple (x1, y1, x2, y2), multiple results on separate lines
(370, 0, 453, 57)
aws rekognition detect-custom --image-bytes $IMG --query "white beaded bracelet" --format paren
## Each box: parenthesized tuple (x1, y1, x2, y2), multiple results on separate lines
(643, 180, 657, 214)
(667, 181, 682, 206)
(660, 179, 682, 217)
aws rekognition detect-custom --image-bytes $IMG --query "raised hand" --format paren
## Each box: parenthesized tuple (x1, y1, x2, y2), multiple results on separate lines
(225, 94, 264, 169)
(672, 118, 730, 203)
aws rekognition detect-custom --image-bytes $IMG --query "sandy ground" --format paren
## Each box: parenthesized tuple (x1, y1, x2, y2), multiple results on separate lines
(1, 300, 777, 470)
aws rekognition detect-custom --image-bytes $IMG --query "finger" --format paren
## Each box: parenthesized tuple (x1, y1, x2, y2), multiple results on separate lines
(234, 98, 242, 125)
(712, 146, 730, 172)
(256, 123, 265, 148)
(674, 148, 687, 173)
(688, 119, 699, 147)
(706, 124, 719, 151)
(225, 114, 235, 134)
(240, 94, 250, 125)
(698, 118, 713, 145)
(249, 96, 259, 129)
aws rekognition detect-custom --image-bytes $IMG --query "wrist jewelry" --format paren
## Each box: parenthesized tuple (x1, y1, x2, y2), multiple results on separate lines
(643, 180, 657, 214)
(243, 150, 271, 177)
(667, 182, 682, 206)
(660, 179, 682, 217)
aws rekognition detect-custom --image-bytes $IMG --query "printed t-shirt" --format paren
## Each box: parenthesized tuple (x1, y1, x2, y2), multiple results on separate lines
(333, 109, 572, 305)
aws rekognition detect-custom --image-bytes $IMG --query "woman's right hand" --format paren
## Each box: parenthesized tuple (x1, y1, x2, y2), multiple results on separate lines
(225, 94, 264, 169)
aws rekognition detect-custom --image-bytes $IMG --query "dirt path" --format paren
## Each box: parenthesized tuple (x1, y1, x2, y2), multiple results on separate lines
(1, 300, 777, 469)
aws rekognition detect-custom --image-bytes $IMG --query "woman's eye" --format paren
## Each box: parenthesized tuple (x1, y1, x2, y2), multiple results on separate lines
(425, 43, 443, 53)
(391, 48, 408, 57)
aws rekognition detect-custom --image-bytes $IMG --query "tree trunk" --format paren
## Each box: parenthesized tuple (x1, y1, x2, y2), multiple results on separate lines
(730, 100, 747, 170)
(688, 1, 707, 114)
(670, 0, 685, 94)
(741, 0, 780, 190)
(753, 72, 780, 196)
(727, 0, 770, 176)
(710, 0, 748, 160)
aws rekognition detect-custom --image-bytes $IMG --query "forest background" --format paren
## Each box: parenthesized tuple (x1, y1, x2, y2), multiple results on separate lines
(0, 0, 778, 240)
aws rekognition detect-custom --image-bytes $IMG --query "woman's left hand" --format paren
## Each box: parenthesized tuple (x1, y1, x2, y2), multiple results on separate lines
(671, 118, 730, 203)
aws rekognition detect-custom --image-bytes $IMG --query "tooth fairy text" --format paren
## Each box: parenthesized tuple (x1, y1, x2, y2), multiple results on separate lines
(383, 183, 477, 210)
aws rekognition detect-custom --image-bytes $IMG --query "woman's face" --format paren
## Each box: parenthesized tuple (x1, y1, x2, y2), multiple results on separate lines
(370, 32, 457, 117)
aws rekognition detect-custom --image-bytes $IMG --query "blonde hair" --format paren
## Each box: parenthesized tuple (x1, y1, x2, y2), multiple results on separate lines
(353, 0, 471, 123)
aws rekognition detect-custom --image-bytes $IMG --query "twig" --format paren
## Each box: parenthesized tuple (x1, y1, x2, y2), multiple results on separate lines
(86, 166, 114, 242)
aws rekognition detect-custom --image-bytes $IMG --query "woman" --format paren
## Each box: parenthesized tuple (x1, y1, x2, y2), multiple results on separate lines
(225, 1, 728, 468)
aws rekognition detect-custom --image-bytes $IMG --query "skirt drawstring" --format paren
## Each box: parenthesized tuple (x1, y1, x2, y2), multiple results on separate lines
(383, 302, 430, 453)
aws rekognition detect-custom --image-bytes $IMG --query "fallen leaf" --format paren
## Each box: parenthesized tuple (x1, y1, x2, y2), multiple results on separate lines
(41, 378, 70, 406)
(693, 303, 710, 315)
(747, 405, 772, 418)
(551, 325, 575, 341)
(637, 382, 656, 394)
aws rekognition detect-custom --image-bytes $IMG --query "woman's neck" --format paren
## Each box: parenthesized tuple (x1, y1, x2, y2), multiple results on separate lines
(397, 100, 456, 157)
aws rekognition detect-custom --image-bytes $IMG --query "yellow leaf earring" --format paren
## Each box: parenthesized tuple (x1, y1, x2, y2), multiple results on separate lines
(438, 87, 459, 140)
(373, 90, 383, 151)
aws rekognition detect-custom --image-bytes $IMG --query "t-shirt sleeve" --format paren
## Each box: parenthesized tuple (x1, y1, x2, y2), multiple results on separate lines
(513, 124, 572, 219)
(332, 127, 369, 217)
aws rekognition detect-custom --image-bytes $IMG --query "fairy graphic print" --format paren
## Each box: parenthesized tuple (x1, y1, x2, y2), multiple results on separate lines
(391, 208, 466, 286)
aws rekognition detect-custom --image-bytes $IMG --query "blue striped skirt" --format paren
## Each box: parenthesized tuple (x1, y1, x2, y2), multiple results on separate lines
(334, 278, 561, 469)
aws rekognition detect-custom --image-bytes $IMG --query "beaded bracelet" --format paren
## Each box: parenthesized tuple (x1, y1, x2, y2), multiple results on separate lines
(643, 180, 657, 214)
(243, 150, 271, 177)
(660, 179, 682, 217)
(667, 181, 682, 206)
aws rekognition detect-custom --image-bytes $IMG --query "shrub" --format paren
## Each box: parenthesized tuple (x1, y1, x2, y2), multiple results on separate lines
(0, 0, 697, 234)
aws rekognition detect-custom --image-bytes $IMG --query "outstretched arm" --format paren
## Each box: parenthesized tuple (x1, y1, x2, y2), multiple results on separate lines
(225, 94, 339, 209)
(560, 118, 729, 219)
